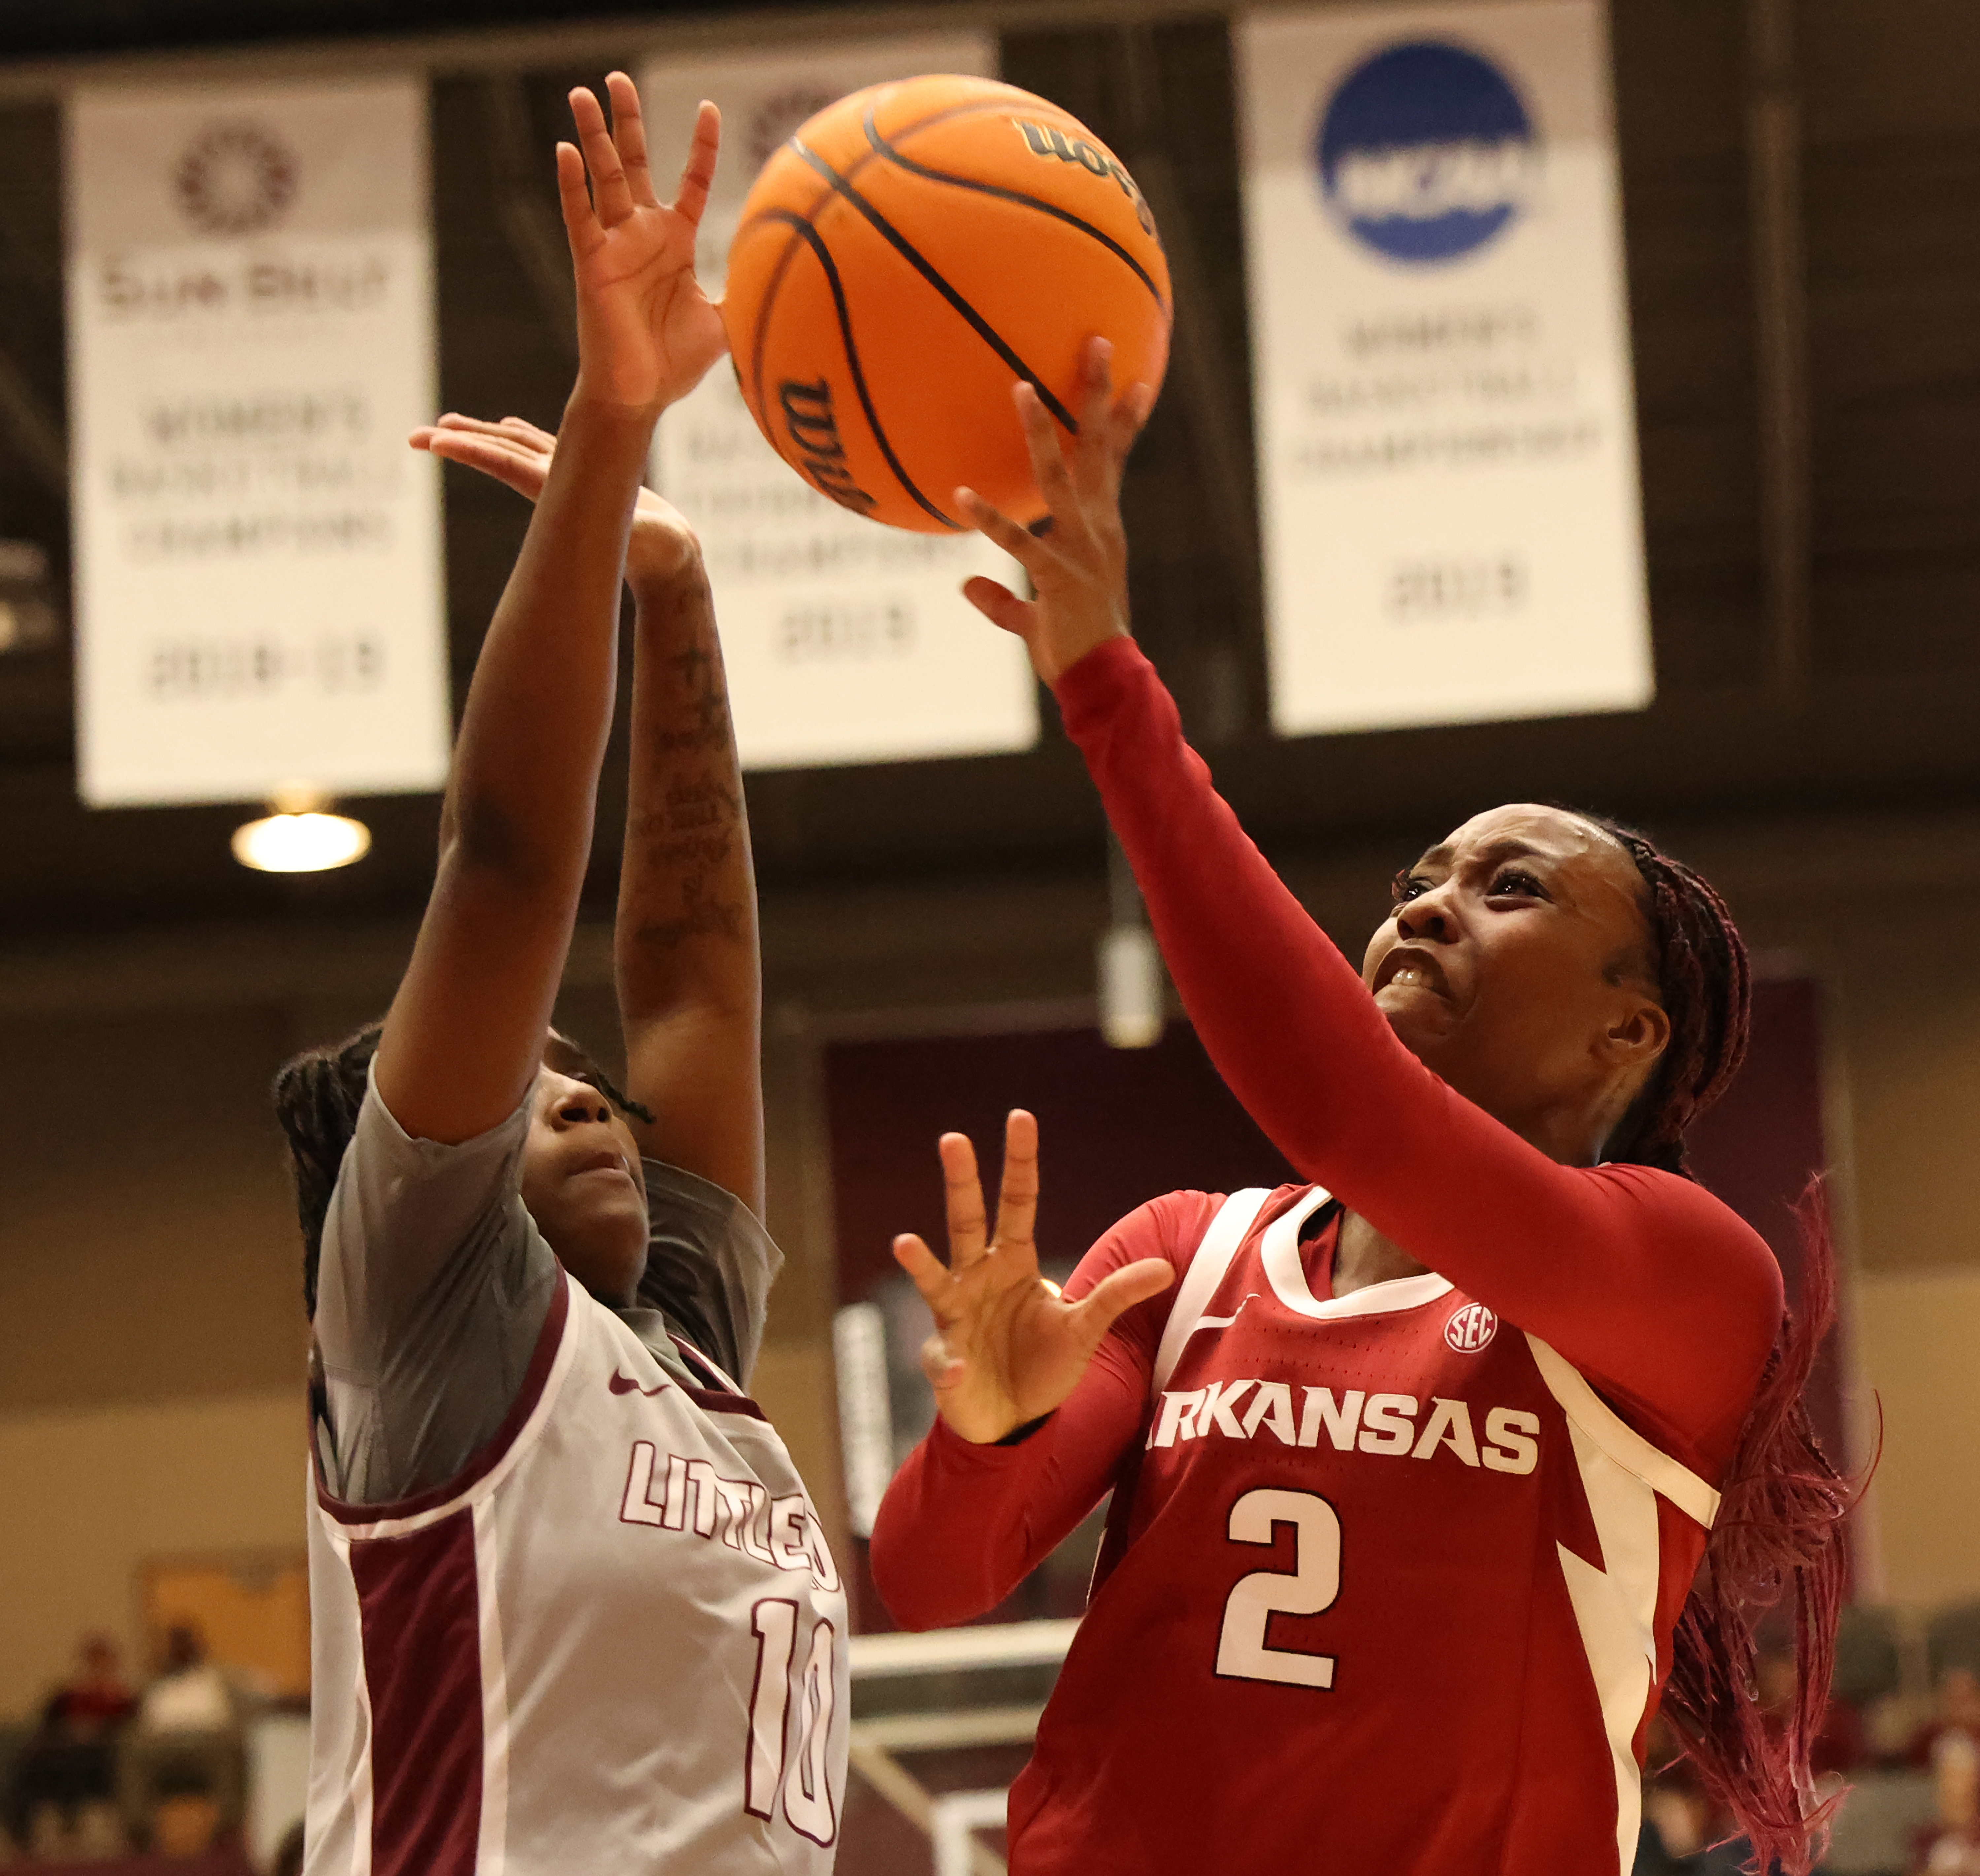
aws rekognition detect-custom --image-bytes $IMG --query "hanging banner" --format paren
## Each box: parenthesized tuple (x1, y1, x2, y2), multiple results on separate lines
(1239, 0, 1651, 736)
(68, 79, 448, 807)
(643, 35, 1038, 770)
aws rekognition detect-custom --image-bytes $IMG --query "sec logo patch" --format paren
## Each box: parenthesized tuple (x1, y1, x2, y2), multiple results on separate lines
(1444, 1302, 1498, 1352)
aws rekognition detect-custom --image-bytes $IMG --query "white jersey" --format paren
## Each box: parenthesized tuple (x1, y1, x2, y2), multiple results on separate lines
(305, 1269, 848, 1876)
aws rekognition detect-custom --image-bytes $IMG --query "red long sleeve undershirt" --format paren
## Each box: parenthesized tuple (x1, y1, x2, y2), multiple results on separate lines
(870, 637, 1782, 1633)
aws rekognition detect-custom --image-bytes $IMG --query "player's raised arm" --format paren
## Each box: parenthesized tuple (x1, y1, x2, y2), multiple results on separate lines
(613, 514, 762, 1213)
(411, 411, 762, 1214)
(384, 77, 725, 1146)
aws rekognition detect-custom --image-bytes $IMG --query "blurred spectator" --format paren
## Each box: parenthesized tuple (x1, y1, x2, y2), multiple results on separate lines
(1911, 1725, 1980, 1873)
(3, 1633, 137, 1854)
(1756, 1643, 1869, 1776)
(1634, 1713, 1752, 1875)
(271, 1817, 307, 1876)
(116, 1622, 246, 1850)
(1912, 1668, 1980, 1769)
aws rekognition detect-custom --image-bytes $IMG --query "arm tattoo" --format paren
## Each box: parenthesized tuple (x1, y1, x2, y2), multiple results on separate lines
(626, 580, 749, 953)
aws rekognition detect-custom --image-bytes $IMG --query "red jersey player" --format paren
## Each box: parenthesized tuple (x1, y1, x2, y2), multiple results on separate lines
(868, 345, 1848, 1875)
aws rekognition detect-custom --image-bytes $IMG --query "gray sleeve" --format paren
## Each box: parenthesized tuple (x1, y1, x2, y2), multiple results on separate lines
(635, 1159, 784, 1387)
(312, 1061, 559, 1505)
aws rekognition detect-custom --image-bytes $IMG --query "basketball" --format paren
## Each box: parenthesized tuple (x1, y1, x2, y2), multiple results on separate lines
(722, 75, 1172, 534)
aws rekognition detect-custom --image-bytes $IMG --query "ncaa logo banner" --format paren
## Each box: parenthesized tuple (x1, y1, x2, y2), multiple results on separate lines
(67, 79, 448, 807)
(1238, 1, 1652, 736)
(642, 35, 1036, 772)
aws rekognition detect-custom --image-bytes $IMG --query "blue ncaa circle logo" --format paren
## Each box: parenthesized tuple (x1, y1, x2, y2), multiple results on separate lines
(1315, 39, 1538, 265)
(1444, 1302, 1499, 1353)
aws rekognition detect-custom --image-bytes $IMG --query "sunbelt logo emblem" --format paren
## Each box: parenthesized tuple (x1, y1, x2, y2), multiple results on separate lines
(1315, 39, 1539, 265)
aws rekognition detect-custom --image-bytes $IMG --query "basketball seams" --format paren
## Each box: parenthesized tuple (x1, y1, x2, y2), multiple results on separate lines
(747, 208, 959, 532)
(791, 138, 1084, 437)
(863, 106, 1172, 317)
(734, 93, 1055, 261)
(734, 214, 810, 434)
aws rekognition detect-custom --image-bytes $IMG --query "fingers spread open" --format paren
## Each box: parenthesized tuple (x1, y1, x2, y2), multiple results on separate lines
(991, 1108, 1040, 1261)
(554, 141, 600, 258)
(673, 99, 721, 229)
(1014, 381, 1079, 523)
(1067, 1257, 1174, 1346)
(956, 487, 1054, 576)
(602, 71, 660, 209)
(892, 1232, 952, 1306)
(960, 574, 1034, 637)
(938, 1131, 990, 1269)
(568, 85, 635, 227)
(1076, 336, 1115, 435)
(1105, 380, 1156, 479)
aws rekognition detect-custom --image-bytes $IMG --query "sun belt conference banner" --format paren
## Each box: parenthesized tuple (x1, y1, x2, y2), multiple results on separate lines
(67, 79, 447, 807)
(1239, 0, 1651, 736)
(643, 35, 1037, 771)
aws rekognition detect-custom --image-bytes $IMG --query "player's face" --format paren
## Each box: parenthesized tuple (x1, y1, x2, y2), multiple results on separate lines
(519, 1070, 649, 1308)
(1360, 804, 1670, 1160)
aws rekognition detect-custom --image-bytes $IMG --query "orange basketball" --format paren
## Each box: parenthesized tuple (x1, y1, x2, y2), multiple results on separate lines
(722, 75, 1172, 534)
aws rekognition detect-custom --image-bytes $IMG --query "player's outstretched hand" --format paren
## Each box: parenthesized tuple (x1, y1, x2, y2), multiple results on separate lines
(410, 412, 699, 586)
(892, 1110, 1172, 1445)
(560, 73, 726, 414)
(953, 338, 1156, 684)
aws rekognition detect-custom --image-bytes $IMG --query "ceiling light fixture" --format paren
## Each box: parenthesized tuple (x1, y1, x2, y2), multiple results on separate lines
(231, 786, 371, 873)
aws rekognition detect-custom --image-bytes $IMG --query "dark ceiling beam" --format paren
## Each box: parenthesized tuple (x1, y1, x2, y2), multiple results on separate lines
(1745, 0, 1813, 706)
(1112, 23, 1260, 748)
(478, 73, 579, 363)
(0, 0, 1317, 101)
(0, 338, 66, 499)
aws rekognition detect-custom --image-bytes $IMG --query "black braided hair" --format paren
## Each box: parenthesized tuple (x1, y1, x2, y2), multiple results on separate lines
(272, 1021, 651, 1319)
(1572, 812, 1753, 1176)
(271, 1019, 384, 1320)
(1565, 810, 1850, 1875)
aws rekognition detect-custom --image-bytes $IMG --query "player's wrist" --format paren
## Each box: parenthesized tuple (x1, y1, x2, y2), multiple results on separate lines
(933, 1404, 1045, 1451)
(1043, 623, 1131, 688)
(565, 377, 668, 429)
(627, 529, 704, 595)
(993, 1411, 1055, 1446)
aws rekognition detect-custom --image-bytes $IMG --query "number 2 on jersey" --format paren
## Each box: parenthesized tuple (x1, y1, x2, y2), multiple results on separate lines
(1215, 1488, 1342, 1689)
(747, 1600, 840, 1845)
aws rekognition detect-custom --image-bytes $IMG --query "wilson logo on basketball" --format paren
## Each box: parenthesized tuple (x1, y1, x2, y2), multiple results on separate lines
(1444, 1303, 1498, 1352)
(1012, 120, 1157, 235)
(777, 378, 878, 514)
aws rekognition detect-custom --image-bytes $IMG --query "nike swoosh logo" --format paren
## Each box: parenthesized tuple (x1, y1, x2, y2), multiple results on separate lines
(609, 1372, 670, 1398)
(1195, 1293, 1260, 1332)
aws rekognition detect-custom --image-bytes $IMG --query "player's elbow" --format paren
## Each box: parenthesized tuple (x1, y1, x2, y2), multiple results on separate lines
(868, 1506, 1000, 1633)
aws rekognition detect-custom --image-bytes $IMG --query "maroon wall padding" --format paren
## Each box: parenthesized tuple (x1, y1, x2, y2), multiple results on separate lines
(1686, 977, 1849, 1472)
(826, 1022, 1296, 1302)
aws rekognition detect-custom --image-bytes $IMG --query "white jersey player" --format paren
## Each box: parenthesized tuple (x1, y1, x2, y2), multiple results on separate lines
(272, 75, 844, 1875)
(302, 1081, 846, 1876)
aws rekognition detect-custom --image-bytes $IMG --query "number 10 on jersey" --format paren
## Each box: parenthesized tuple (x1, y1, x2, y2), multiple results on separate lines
(747, 1600, 840, 1845)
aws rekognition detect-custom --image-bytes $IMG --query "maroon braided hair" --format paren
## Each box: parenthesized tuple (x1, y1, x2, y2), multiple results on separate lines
(1578, 813, 1852, 1875)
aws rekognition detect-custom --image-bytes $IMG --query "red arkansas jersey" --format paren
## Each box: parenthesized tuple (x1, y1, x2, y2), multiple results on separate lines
(1008, 1185, 1720, 1876)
